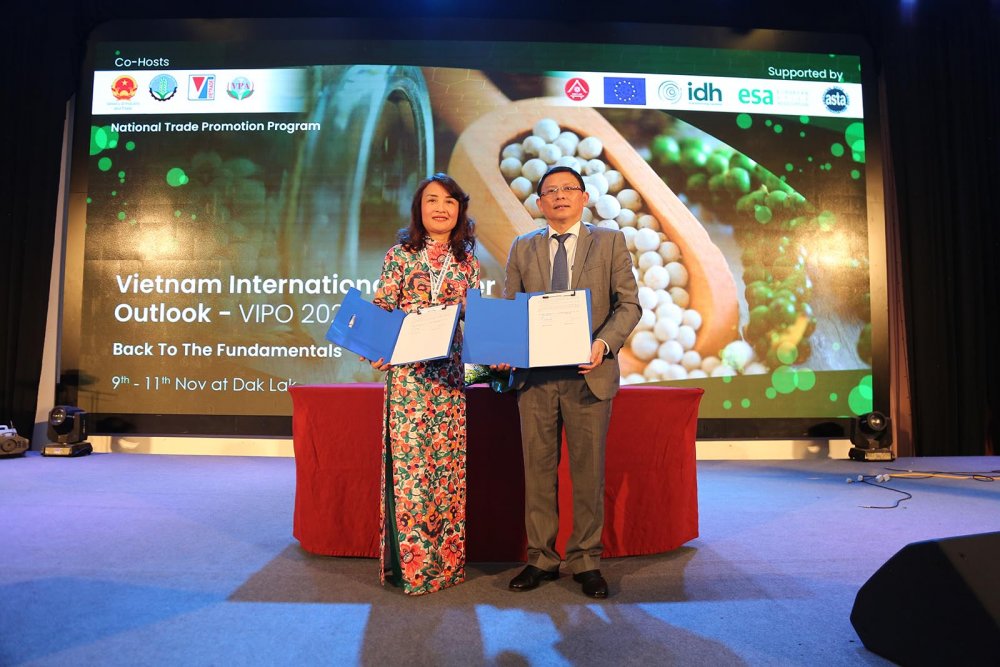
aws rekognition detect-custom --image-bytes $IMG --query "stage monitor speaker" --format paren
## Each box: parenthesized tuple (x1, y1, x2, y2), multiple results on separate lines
(851, 531, 1000, 666)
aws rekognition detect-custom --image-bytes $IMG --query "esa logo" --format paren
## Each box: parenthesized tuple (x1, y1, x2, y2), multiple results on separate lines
(738, 88, 774, 105)
(823, 87, 849, 113)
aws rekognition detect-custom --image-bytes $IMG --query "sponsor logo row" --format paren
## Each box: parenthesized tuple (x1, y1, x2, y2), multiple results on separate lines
(110, 74, 255, 103)
(564, 76, 852, 114)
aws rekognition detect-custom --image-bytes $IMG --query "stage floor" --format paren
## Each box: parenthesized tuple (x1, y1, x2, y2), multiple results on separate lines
(2, 453, 998, 665)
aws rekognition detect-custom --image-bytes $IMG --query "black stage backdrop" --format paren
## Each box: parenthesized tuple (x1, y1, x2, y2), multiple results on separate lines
(3, 0, 997, 455)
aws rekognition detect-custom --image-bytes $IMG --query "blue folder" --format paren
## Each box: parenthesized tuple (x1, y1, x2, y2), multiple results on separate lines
(462, 289, 592, 368)
(325, 288, 459, 364)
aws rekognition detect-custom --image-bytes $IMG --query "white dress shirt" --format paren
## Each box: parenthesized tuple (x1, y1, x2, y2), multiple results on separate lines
(547, 221, 582, 288)
(547, 221, 609, 358)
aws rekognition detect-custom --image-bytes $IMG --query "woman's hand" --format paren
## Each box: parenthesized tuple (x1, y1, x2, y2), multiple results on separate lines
(361, 356, 393, 372)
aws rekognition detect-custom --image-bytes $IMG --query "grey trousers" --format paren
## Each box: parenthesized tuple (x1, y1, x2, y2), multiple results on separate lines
(516, 368, 612, 574)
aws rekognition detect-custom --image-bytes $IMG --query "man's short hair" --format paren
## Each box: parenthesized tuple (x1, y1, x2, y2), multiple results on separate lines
(536, 165, 586, 196)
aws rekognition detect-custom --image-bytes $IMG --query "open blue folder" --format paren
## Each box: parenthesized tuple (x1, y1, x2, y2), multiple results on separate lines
(325, 288, 460, 365)
(462, 289, 592, 368)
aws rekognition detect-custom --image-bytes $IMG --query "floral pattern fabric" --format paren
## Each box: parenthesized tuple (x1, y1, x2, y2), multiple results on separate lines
(373, 239, 480, 595)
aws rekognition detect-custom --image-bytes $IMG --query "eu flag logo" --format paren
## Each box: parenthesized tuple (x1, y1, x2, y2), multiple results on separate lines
(604, 77, 646, 105)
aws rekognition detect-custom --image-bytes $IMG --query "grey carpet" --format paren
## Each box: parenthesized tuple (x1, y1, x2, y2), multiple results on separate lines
(2, 452, 999, 665)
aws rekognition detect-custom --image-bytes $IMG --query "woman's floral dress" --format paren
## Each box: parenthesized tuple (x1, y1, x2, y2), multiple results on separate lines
(373, 238, 480, 595)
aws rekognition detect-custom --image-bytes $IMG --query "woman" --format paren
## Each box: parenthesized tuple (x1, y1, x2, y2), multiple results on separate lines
(366, 173, 480, 595)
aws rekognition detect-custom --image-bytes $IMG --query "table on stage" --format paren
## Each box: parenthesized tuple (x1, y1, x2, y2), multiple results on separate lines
(290, 383, 703, 562)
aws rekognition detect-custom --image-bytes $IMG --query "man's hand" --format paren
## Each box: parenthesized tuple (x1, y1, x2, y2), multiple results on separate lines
(579, 340, 607, 374)
(491, 363, 515, 372)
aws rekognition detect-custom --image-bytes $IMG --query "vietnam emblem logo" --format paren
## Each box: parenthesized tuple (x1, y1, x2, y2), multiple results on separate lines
(111, 75, 138, 100)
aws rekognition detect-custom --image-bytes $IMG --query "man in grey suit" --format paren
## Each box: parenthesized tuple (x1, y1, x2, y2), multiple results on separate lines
(501, 166, 641, 598)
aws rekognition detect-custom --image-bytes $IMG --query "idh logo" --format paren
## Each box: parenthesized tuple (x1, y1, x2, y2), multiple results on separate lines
(688, 82, 722, 104)
(823, 87, 849, 113)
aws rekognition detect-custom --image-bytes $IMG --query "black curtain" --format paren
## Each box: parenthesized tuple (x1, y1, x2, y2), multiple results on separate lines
(879, 0, 999, 455)
(2, 9, 81, 437)
(3, 0, 997, 454)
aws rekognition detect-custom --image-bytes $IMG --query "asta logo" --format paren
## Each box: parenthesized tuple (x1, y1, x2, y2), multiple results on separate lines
(111, 75, 138, 100)
(227, 77, 254, 101)
(823, 87, 849, 113)
(688, 82, 722, 104)
(149, 74, 178, 102)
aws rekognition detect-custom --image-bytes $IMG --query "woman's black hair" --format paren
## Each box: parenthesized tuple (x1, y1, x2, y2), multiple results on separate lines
(399, 173, 477, 262)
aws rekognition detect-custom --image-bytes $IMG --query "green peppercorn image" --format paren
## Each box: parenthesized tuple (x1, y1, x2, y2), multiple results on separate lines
(705, 152, 730, 175)
(651, 135, 680, 166)
(772, 287, 799, 305)
(742, 263, 771, 284)
(745, 305, 773, 341)
(686, 172, 708, 193)
(771, 252, 802, 281)
(724, 167, 752, 194)
(746, 281, 775, 308)
(680, 145, 708, 171)
(768, 296, 798, 328)
(731, 152, 757, 172)
(765, 189, 789, 210)
(708, 172, 727, 193)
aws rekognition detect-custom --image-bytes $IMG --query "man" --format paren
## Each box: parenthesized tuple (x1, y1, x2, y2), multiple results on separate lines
(501, 165, 641, 598)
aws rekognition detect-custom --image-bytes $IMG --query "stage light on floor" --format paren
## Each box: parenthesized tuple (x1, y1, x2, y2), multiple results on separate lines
(42, 406, 93, 457)
(1, 423, 30, 457)
(848, 411, 894, 461)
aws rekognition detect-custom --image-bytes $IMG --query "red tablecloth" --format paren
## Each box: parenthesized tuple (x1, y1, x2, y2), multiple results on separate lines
(290, 384, 702, 562)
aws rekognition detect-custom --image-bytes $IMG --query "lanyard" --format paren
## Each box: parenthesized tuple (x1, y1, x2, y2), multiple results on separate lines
(421, 246, 453, 305)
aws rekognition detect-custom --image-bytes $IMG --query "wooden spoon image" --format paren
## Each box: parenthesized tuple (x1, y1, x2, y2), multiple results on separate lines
(423, 68, 738, 360)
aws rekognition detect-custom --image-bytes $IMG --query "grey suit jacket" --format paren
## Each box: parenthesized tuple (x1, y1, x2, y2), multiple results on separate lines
(504, 223, 641, 401)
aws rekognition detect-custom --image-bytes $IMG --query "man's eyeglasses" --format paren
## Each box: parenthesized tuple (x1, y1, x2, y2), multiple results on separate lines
(539, 185, 584, 198)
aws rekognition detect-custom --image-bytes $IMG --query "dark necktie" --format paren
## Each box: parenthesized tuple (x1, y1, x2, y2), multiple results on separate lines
(551, 233, 571, 291)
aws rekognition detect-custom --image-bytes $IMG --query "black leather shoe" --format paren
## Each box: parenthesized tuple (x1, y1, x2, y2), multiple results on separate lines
(572, 569, 608, 599)
(509, 565, 559, 591)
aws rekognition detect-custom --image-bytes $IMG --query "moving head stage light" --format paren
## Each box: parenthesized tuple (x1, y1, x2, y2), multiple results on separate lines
(848, 411, 894, 461)
(42, 406, 92, 457)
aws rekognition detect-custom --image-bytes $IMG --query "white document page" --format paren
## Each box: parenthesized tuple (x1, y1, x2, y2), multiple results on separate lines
(389, 304, 460, 365)
(527, 291, 592, 367)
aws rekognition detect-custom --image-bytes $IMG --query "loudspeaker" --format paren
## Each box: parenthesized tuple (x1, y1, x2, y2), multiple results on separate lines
(851, 531, 1000, 665)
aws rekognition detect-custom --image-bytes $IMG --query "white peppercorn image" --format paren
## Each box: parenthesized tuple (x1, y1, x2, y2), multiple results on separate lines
(498, 118, 746, 383)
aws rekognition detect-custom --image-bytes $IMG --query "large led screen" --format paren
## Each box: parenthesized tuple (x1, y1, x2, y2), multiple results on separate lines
(61, 19, 888, 436)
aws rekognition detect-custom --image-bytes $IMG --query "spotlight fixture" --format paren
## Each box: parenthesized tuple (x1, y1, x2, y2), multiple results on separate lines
(848, 411, 894, 461)
(42, 406, 92, 457)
